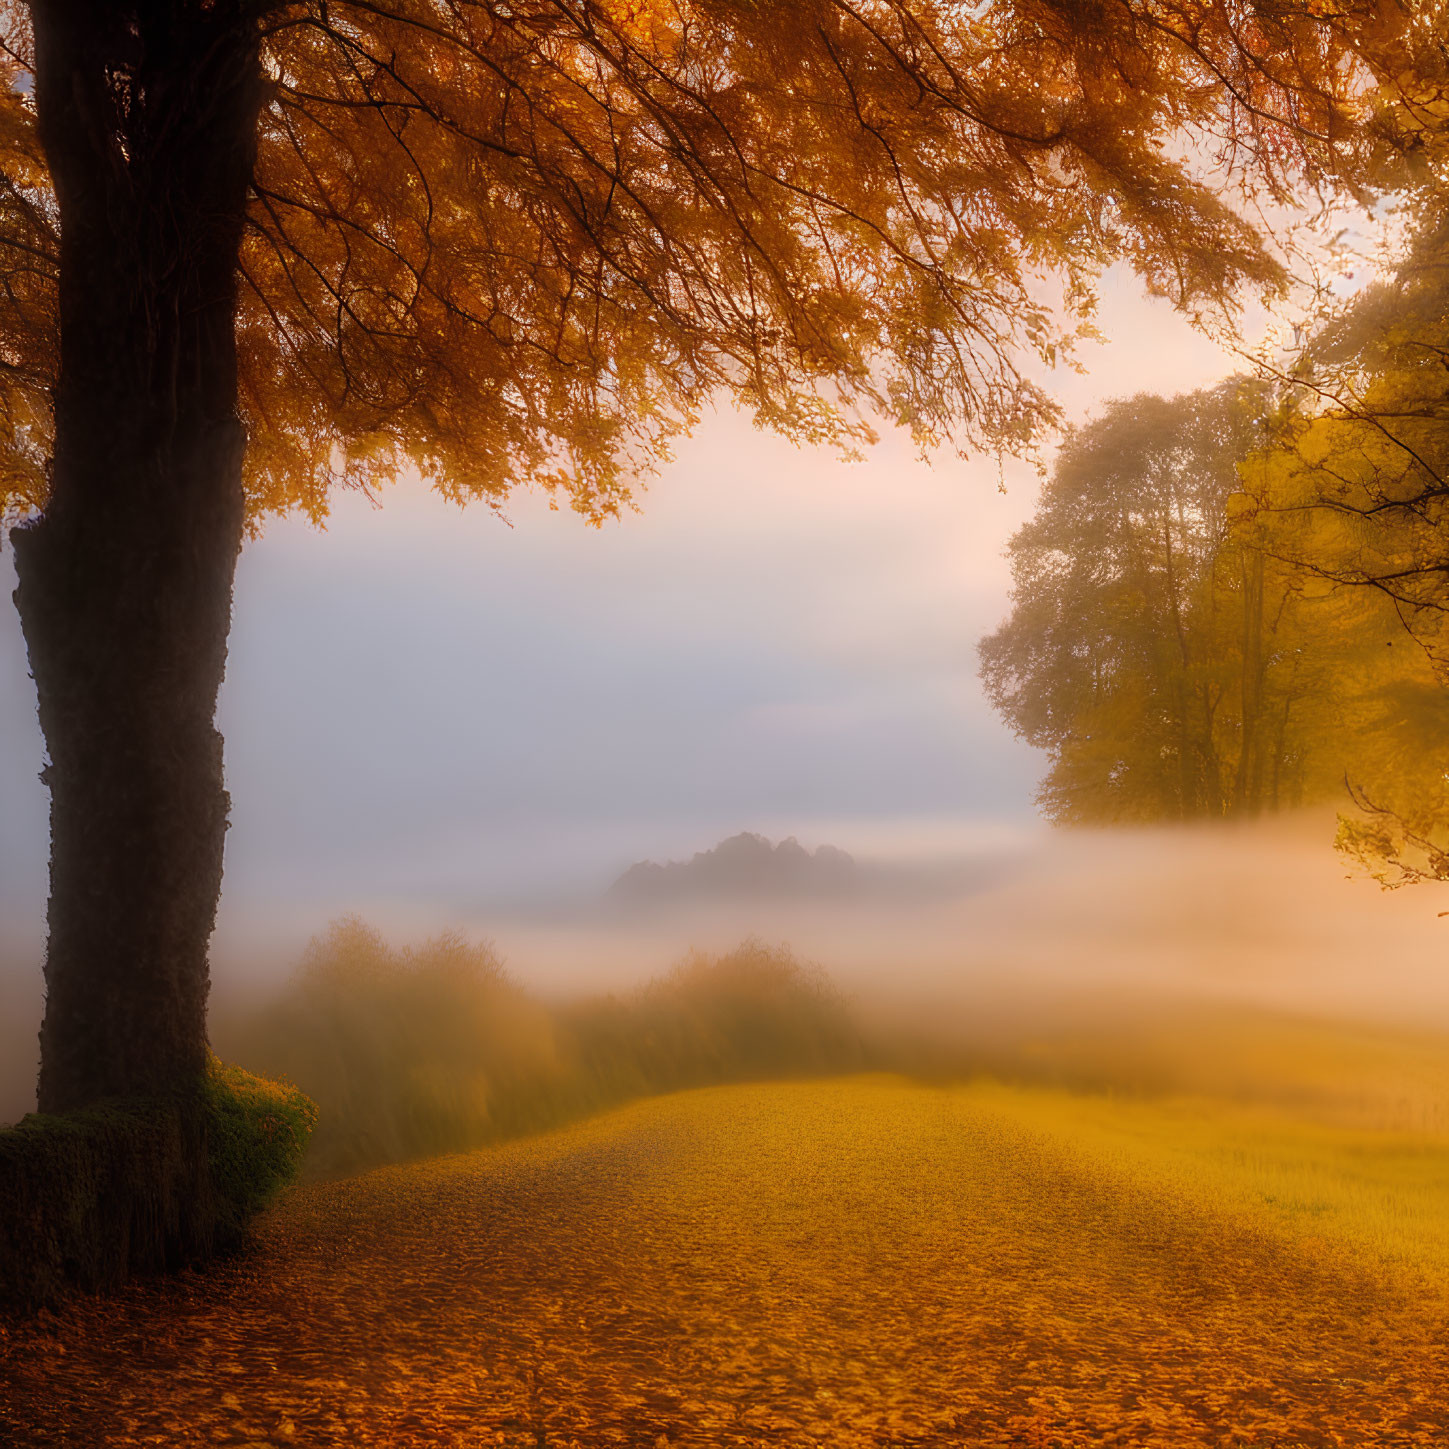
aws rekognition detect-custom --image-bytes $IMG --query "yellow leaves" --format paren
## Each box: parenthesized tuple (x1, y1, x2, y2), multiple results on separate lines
(1221, 490, 1257, 527)
(6, 1076, 1449, 1446)
(986, 363, 1449, 833)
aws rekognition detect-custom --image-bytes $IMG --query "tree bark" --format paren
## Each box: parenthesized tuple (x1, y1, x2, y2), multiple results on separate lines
(11, 2, 264, 1113)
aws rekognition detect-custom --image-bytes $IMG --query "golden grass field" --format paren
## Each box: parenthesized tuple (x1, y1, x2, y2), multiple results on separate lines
(4, 1063, 1449, 1447)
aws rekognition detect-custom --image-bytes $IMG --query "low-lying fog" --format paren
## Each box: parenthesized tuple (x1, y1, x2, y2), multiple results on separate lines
(542, 817, 1439, 1011)
(227, 811, 1445, 1021)
(2, 811, 1445, 1127)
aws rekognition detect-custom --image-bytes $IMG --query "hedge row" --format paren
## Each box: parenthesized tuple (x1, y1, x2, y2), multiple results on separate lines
(0, 1058, 315, 1311)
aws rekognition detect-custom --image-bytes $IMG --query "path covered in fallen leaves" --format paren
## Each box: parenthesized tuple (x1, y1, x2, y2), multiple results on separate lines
(3, 1077, 1448, 1446)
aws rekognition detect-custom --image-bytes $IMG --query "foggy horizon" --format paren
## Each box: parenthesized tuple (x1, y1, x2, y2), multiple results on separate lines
(5, 266, 1445, 1111)
(0, 267, 1267, 935)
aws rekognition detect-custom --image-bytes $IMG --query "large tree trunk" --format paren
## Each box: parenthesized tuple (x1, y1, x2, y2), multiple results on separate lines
(10, 2, 263, 1114)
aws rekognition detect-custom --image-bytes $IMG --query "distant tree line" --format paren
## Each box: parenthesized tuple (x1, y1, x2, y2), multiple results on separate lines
(609, 833, 859, 907)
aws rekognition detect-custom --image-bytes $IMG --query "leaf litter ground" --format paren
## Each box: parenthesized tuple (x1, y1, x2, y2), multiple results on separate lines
(3, 1076, 1448, 1447)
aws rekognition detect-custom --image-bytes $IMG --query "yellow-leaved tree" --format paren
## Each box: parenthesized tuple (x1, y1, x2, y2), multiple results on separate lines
(979, 380, 1449, 827)
(0, 0, 1420, 1262)
(1241, 210, 1449, 884)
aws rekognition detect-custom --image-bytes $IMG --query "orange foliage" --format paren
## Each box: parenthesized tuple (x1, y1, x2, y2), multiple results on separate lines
(0, 1, 1420, 526)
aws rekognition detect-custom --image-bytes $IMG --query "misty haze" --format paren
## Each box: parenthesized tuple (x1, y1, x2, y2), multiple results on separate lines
(4, 7, 1449, 1448)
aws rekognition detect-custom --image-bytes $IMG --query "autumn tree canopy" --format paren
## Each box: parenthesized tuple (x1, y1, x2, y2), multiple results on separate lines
(1233, 196, 1449, 882)
(981, 383, 1274, 823)
(0, 0, 1416, 528)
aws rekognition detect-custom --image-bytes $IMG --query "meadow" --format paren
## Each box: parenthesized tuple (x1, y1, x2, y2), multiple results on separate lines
(4, 1056, 1448, 1446)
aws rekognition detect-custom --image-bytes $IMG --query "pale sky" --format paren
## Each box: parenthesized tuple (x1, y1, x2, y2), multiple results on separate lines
(0, 265, 1252, 959)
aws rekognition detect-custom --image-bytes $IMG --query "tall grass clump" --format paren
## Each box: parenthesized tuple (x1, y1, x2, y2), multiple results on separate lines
(217, 921, 864, 1177)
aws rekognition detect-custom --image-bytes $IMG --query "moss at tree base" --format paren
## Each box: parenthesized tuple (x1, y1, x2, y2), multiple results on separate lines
(0, 1058, 315, 1312)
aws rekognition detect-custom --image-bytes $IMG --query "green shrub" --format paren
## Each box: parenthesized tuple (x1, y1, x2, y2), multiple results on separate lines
(202, 1056, 318, 1236)
(0, 1061, 316, 1310)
